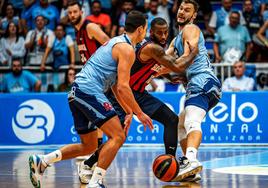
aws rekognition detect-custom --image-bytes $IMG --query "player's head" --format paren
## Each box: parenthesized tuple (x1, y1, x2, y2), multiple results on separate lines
(67, 1, 83, 26)
(125, 11, 147, 43)
(177, 0, 199, 26)
(11, 58, 23, 76)
(150, 17, 168, 47)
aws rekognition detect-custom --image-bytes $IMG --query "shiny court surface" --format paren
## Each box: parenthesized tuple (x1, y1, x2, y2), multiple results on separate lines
(0, 146, 268, 188)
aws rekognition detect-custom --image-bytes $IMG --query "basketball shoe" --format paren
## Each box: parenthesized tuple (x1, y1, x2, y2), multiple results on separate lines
(87, 180, 106, 188)
(78, 160, 96, 184)
(172, 156, 202, 182)
(180, 173, 202, 182)
(29, 155, 48, 188)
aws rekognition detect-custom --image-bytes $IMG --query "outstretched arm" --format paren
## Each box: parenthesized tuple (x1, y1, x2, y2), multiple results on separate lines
(144, 40, 197, 73)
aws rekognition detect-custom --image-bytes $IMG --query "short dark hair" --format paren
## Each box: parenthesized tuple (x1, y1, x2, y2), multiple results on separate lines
(67, 0, 82, 9)
(151, 17, 167, 30)
(125, 11, 147, 33)
(230, 10, 240, 17)
(92, 0, 101, 6)
(12, 57, 22, 65)
(181, 0, 199, 12)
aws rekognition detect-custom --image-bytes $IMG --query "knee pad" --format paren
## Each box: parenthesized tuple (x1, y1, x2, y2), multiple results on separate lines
(184, 120, 202, 135)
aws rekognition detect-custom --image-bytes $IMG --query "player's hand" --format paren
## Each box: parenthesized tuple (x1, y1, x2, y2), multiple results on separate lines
(137, 112, 154, 131)
(124, 113, 133, 135)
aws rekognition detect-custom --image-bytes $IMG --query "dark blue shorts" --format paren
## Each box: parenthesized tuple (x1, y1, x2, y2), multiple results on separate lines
(68, 84, 117, 134)
(105, 89, 164, 124)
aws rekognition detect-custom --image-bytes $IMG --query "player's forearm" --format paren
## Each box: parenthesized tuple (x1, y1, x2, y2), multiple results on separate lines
(174, 50, 196, 72)
(111, 85, 132, 114)
(117, 84, 143, 115)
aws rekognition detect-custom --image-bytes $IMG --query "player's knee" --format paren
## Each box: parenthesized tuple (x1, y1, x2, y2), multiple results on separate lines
(114, 132, 126, 147)
(184, 120, 202, 135)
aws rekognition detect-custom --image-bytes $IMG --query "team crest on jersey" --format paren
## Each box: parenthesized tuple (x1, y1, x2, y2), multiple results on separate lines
(103, 102, 113, 111)
(78, 44, 87, 51)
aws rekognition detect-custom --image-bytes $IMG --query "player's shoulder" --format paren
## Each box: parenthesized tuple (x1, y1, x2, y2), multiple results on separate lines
(184, 24, 200, 32)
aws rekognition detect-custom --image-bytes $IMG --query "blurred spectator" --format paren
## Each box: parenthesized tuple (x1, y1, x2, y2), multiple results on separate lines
(208, 0, 246, 35)
(0, 22, 25, 66)
(112, 0, 135, 36)
(59, 0, 76, 39)
(213, 11, 251, 63)
(146, 0, 165, 37)
(0, 3, 21, 35)
(20, 0, 39, 35)
(58, 67, 76, 92)
(25, 15, 55, 68)
(222, 61, 255, 91)
(97, 0, 112, 13)
(1, 58, 41, 93)
(255, 20, 268, 61)
(41, 24, 75, 70)
(8, 0, 24, 12)
(243, 0, 262, 37)
(31, 0, 59, 30)
(158, 0, 170, 26)
(79, 0, 91, 17)
(87, 0, 111, 35)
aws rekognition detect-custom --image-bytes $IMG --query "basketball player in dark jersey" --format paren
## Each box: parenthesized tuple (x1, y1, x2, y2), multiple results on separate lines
(78, 17, 198, 184)
(67, 1, 110, 64)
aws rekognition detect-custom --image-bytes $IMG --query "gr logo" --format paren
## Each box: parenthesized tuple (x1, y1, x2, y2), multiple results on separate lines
(12, 99, 55, 144)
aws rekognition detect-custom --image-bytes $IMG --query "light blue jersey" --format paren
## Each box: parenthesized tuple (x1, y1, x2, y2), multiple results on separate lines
(174, 25, 221, 111)
(74, 34, 131, 94)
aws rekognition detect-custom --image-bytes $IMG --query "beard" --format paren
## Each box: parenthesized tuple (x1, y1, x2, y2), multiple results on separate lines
(12, 69, 22, 76)
(150, 35, 166, 48)
(177, 17, 192, 26)
(70, 15, 82, 26)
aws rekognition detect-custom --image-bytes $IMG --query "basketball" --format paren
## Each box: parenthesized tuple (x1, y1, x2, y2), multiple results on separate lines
(152, 154, 179, 182)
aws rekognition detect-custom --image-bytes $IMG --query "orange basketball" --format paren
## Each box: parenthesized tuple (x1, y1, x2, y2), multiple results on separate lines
(152, 154, 179, 182)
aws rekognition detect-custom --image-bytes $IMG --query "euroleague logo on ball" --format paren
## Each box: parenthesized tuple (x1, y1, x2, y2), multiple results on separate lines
(12, 99, 55, 144)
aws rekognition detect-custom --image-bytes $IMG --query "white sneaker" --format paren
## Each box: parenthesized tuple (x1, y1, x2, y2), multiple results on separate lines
(181, 173, 202, 182)
(172, 156, 202, 182)
(78, 160, 96, 184)
(29, 155, 47, 188)
(87, 180, 106, 188)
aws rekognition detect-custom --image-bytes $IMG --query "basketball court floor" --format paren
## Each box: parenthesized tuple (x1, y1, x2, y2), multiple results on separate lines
(0, 146, 267, 188)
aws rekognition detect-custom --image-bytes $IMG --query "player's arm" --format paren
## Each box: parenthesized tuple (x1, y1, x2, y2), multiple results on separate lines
(166, 38, 175, 55)
(111, 83, 132, 114)
(113, 43, 153, 130)
(86, 23, 110, 44)
(145, 41, 197, 73)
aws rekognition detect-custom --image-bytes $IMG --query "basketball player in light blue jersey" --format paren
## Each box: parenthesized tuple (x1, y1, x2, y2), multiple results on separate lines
(28, 11, 153, 188)
(164, 0, 222, 182)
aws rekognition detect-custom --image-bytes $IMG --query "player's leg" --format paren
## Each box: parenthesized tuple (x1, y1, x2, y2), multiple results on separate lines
(151, 104, 179, 156)
(29, 89, 99, 188)
(88, 115, 126, 187)
(79, 90, 126, 184)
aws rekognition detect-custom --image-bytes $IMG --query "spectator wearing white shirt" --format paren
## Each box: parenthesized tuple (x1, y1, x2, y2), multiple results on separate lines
(222, 61, 255, 91)
(0, 22, 26, 67)
(24, 15, 55, 69)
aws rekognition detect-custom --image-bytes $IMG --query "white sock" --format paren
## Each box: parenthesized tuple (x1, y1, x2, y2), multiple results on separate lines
(43, 150, 62, 165)
(185, 147, 197, 161)
(89, 166, 106, 184)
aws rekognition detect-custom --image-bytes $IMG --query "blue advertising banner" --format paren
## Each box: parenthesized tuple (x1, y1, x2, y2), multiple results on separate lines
(0, 92, 267, 145)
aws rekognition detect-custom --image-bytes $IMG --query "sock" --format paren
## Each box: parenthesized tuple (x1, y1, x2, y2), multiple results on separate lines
(84, 151, 99, 168)
(185, 147, 197, 161)
(43, 150, 62, 165)
(89, 166, 106, 184)
(98, 138, 103, 147)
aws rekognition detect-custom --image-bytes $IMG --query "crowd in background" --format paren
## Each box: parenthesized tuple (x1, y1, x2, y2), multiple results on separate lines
(0, 0, 268, 93)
